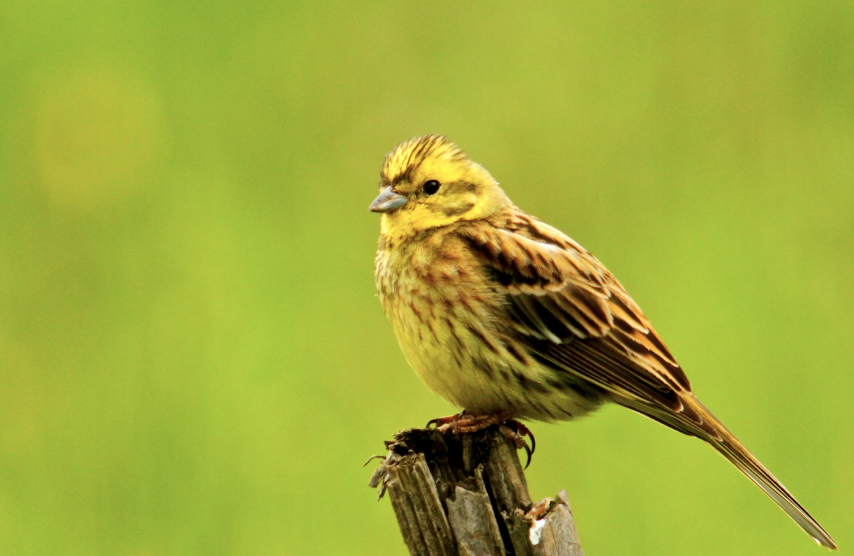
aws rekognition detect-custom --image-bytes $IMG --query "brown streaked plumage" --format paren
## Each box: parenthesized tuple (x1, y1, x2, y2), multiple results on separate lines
(371, 135, 836, 549)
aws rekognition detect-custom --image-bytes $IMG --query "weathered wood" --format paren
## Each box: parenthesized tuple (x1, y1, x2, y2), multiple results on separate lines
(386, 453, 457, 556)
(530, 490, 584, 556)
(446, 468, 504, 556)
(369, 427, 585, 556)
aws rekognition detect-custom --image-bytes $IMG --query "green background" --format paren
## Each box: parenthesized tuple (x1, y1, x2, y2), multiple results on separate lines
(1, 2, 852, 555)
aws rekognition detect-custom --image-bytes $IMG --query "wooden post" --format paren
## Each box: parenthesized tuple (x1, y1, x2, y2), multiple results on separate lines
(368, 427, 584, 556)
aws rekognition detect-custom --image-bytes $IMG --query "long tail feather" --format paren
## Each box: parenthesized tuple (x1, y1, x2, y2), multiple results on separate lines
(704, 412, 837, 549)
(623, 395, 837, 549)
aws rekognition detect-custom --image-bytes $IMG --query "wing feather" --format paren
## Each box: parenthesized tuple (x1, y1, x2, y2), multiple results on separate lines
(461, 215, 693, 416)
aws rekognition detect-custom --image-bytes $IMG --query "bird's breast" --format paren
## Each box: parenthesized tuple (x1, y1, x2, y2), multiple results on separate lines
(374, 238, 604, 421)
(375, 240, 511, 411)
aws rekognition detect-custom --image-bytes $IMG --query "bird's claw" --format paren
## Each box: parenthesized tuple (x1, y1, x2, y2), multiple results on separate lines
(499, 420, 536, 469)
(426, 414, 460, 431)
(427, 412, 536, 467)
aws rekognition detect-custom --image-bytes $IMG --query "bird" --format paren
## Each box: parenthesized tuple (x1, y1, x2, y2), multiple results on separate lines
(369, 134, 837, 549)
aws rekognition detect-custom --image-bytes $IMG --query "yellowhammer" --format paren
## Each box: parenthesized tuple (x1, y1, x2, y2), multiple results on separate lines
(370, 134, 835, 549)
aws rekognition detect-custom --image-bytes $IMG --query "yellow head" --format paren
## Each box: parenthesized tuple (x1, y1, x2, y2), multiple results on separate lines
(370, 135, 510, 241)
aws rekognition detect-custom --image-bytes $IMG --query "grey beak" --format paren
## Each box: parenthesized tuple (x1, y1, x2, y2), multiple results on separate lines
(369, 186, 408, 213)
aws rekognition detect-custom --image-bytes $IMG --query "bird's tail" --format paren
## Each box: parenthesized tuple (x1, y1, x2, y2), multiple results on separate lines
(626, 395, 837, 549)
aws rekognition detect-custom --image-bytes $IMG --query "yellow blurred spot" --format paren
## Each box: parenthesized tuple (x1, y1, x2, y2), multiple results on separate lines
(32, 63, 166, 210)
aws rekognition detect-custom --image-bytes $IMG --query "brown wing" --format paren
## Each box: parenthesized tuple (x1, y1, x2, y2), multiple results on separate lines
(461, 215, 714, 431)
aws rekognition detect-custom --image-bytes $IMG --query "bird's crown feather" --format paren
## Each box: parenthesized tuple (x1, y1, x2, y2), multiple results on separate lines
(380, 135, 466, 187)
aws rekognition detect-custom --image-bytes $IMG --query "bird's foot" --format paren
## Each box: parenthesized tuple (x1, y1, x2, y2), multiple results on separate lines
(427, 410, 511, 434)
(426, 411, 536, 468)
(500, 420, 536, 469)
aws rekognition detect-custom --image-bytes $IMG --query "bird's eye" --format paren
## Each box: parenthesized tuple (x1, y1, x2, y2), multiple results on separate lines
(423, 180, 441, 195)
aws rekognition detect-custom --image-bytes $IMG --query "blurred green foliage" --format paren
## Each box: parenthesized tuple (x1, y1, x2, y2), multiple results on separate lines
(1, 2, 852, 555)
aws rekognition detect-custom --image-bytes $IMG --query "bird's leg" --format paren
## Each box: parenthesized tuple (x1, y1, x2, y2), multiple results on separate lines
(427, 410, 508, 433)
(425, 412, 466, 431)
(426, 411, 536, 467)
